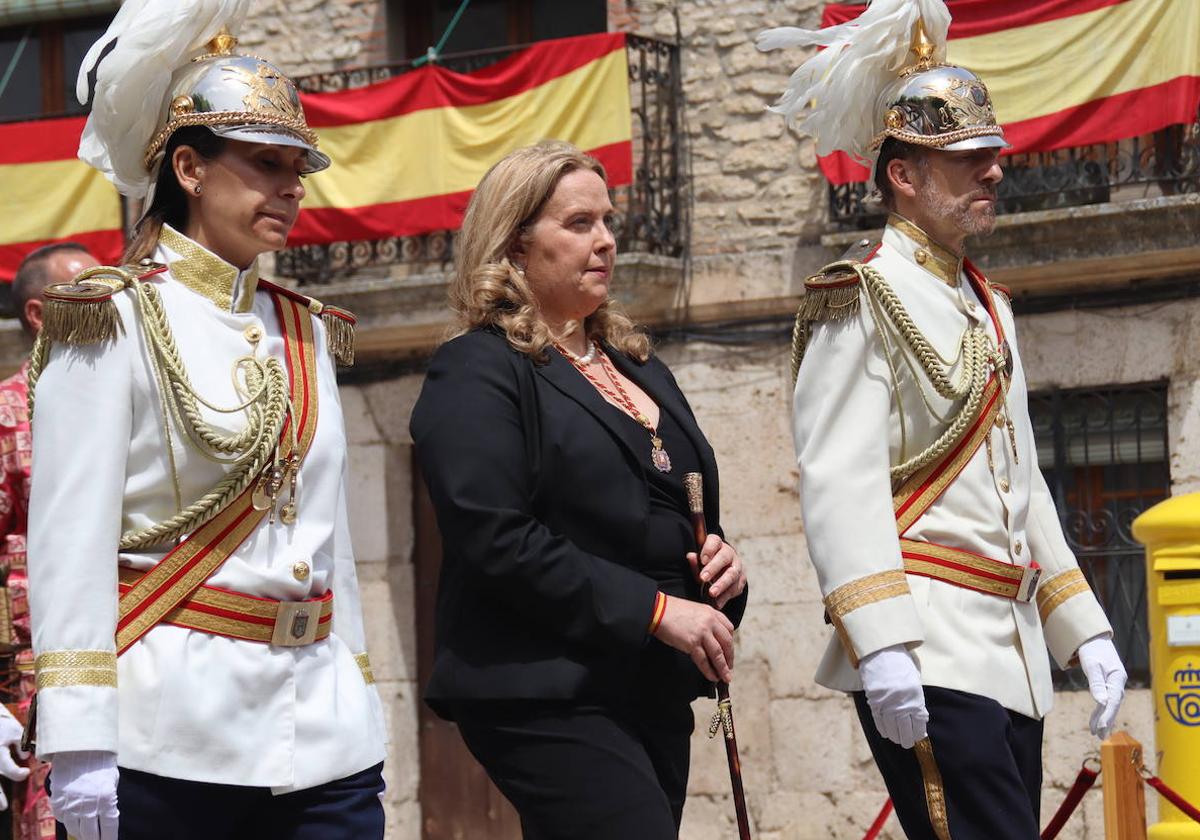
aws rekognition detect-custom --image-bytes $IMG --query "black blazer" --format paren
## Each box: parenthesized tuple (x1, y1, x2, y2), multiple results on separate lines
(411, 329, 746, 719)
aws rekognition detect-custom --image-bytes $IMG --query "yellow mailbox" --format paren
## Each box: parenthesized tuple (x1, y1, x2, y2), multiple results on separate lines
(1133, 494, 1200, 839)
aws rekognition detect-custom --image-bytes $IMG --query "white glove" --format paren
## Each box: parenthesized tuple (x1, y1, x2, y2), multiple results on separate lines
(0, 706, 31, 810)
(1078, 635, 1127, 739)
(49, 750, 119, 840)
(860, 644, 928, 749)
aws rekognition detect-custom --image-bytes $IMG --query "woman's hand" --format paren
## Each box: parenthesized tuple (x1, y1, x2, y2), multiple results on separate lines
(688, 535, 747, 610)
(652, 596, 735, 683)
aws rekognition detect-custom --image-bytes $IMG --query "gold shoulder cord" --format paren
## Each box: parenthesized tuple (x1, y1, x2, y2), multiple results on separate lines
(790, 261, 1009, 486)
(28, 266, 293, 551)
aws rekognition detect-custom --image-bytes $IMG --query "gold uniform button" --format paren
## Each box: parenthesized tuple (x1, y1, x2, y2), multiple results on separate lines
(915, 249, 930, 265)
(292, 561, 310, 581)
(1014, 541, 1023, 556)
(999, 478, 1010, 493)
(243, 325, 264, 344)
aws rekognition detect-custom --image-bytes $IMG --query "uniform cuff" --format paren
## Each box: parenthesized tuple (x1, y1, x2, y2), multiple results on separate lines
(1037, 569, 1113, 668)
(824, 570, 924, 666)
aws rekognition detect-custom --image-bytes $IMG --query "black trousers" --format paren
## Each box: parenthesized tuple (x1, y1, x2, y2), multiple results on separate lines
(854, 687, 1044, 840)
(455, 699, 695, 840)
(54, 762, 385, 840)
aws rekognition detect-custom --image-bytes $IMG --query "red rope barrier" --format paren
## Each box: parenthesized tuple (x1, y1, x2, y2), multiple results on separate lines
(1041, 762, 1100, 840)
(1142, 773, 1200, 825)
(862, 799, 893, 840)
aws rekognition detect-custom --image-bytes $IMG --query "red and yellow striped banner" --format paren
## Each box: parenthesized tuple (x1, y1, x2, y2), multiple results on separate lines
(292, 32, 634, 245)
(0, 115, 124, 282)
(819, 0, 1200, 184)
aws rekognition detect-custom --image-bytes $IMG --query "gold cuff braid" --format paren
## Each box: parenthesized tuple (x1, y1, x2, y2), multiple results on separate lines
(35, 650, 118, 689)
(1036, 568, 1093, 623)
(823, 570, 911, 667)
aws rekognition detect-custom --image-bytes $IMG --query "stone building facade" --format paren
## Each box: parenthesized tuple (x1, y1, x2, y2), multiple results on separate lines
(3, 1, 1196, 838)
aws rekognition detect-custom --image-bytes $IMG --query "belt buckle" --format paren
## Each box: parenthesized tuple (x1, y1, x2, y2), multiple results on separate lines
(1016, 565, 1041, 603)
(272, 600, 321, 647)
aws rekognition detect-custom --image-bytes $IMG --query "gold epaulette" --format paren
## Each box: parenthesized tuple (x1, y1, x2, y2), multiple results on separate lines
(258, 280, 356, 366)
(41, 263, 162, 346)
(988, 281, 1012, 303)
(790, 258, 869, 385)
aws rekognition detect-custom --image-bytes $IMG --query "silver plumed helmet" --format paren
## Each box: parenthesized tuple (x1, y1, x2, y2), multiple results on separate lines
(869, 22, 1008, 153)
(142, 28, 331, 176)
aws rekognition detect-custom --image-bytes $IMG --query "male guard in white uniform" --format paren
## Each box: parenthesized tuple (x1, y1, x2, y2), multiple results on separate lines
(758, 2, 1128, 838)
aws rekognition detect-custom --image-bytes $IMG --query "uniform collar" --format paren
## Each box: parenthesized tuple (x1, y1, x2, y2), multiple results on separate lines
(885, 214, 963, 288)
(157, 224, 259, 313)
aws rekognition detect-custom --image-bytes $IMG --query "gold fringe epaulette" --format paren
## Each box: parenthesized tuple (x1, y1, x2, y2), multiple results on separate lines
(40, 264, 152, 345)
(790, 259, 867, 384)
(305, 299, 356, 367)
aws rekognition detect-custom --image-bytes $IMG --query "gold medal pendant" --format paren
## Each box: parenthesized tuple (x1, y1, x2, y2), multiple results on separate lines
(651, 436, 672, 473)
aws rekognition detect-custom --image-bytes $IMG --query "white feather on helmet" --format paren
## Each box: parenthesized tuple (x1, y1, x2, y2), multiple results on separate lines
(77, 0, 251, 199)
(755, 0, 951, 166)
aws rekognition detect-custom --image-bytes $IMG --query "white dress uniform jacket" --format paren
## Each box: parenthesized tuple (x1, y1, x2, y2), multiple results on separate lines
(27, 228, 386, 791)
(792, 218, 1112, 719)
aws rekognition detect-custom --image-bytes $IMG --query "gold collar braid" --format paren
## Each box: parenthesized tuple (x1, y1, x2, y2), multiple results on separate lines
(888, 214, 962, 287)
(159, 225, 259, 313)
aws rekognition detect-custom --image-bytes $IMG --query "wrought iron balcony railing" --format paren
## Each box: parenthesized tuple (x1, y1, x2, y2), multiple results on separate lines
(829, 112, 1200, 229)
(277, 35, 686, 285)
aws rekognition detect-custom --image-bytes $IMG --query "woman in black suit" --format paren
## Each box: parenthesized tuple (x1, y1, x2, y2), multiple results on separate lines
(410, 140, 748, 839)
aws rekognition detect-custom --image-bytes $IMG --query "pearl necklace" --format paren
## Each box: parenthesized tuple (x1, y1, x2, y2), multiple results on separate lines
(556, 339, 597, 365)
(554, 342, 672, 473)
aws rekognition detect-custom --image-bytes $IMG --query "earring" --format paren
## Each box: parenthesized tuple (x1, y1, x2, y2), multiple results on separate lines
(193, 184, 202, 195)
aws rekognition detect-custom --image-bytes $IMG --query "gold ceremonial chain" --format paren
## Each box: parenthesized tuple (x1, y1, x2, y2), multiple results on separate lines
(556, 342, 672, 473)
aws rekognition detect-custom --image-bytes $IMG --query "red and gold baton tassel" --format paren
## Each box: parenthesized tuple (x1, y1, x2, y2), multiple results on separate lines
(684, 472, 753, 840)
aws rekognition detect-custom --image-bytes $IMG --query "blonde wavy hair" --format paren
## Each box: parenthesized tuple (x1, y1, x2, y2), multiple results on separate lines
(450, 140, 650, 362)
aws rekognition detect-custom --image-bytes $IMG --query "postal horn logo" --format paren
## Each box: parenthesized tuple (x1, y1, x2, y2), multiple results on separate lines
(1166, 663, 1200, 727)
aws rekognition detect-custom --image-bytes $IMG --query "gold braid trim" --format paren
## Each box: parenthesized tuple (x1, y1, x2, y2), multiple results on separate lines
(915, 738, 953, 840)
(144, 111, 319, 169)
(823, 570, 911, 667)
(355, 653, 376, 685)
(35, 650, 118, 690)
(868, 124, 1004, 152)
(1036, 568, 1093, 624)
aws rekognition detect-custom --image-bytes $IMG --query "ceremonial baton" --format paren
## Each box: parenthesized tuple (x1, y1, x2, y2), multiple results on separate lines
(683, 472, 753, 840)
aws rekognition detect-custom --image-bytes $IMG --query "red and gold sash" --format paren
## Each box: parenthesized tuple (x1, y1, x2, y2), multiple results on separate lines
(115, 292, 320, 655)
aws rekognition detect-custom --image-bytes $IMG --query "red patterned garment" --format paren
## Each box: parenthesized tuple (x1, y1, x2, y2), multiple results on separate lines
(0, 364, 54, 840)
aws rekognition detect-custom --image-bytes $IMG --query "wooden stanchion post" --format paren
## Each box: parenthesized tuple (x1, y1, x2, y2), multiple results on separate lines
(1103, 732, 1148, 840)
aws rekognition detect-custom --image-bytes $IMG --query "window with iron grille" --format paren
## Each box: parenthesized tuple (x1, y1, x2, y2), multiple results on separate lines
(1029, 382, 1169, 689)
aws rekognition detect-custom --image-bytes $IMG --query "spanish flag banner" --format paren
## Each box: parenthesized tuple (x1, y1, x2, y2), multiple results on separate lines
(819, 0, 1200, 184)
(292, 32, 634, 245)
(0, 116, 124, 283)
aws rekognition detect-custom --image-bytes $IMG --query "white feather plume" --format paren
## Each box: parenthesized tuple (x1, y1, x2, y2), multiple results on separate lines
(756, 0, 950, 164)
(77, 0, 252, 198)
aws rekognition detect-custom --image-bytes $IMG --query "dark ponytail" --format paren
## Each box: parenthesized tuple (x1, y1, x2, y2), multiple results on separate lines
(122, 127, 227, 265)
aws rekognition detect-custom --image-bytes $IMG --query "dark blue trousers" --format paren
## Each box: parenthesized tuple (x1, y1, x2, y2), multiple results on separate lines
(854, 686, 1044, 840)
(55, 762, 385, 840)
